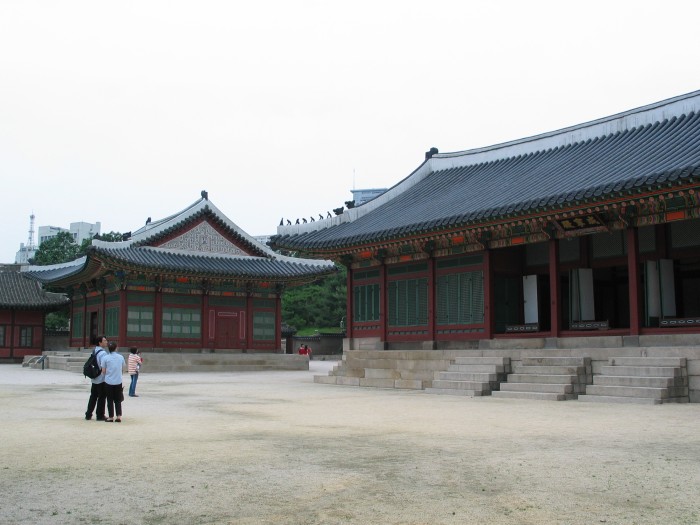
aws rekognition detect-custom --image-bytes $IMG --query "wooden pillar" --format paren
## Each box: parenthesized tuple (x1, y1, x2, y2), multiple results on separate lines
(549, 238, 561, 338)
(381, 262, 389, 347)
(153, 286, 162, 349)
(245, 292, 254, 351)
(83, 293, 89, 347)
(201, 292, 209, 350)
(118, 288, 127, 347)
(345, 266, 353, 340)
(427, 254, 436, 343)
(627, 227, 641, 335)
(275, 292, 282, 353)
(483, 249, 495, 339)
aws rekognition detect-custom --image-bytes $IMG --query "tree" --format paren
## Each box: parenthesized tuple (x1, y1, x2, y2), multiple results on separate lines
(31, 231, 80, 266)
(77, 231, 123, 257)
(282, 264, 347, 331)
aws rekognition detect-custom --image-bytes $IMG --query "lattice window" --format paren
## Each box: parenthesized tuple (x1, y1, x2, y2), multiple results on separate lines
(670, 218, 700, 249)
(559, 238, 580, 262)
(162, 307, 201, 339)
(105, 307, 119, 338)
(253, 311, 275, 341)
(387, 278, 428, 327)
(127, 306, 154, 337)
(72, 312, 83, 339)
(19, 327, 33, 347)
(591, 231, 627, 259)
(436, 271, 484, 325)
(353, 283, 380, 322)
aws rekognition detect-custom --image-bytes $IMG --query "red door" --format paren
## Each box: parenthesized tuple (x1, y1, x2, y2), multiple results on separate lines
(215, 312, 239, 349)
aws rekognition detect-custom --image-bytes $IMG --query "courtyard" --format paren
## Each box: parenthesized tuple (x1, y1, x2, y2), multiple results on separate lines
(0, 361, 698, 525)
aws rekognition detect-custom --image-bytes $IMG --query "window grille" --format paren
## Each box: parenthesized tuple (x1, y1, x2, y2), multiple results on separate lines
(388, 278, 428, 327)
(162, 307, 201, 339)
(436, 271, 484, 325)
(353, 283, 380, 322)
(127, 306, 154, 336)
(253, 311, 275, 341)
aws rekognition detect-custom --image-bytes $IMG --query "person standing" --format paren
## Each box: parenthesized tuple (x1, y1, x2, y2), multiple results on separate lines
(127, 347, 143, 397)
(85, 336, 109, 421)
(102, 341, 126, 423)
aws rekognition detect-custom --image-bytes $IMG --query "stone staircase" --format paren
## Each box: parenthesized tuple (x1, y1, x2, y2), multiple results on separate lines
(23, 351, 309, 373)
(578, 357, 689, 404)
(314, 350, 461, 390)
(425, 357, 511, 396)
(492, 357, 592, 401)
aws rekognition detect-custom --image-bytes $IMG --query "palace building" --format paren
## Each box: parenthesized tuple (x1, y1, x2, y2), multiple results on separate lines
(23, 194, 336, 352)
(0, 270, 69, 361)
(272, 91, 700, 349)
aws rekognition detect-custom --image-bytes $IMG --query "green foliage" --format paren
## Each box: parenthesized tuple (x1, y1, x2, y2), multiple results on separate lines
(45, 310, 70, 331)
(31, 231, 80, 266)
(32, 231, 124, 264)
(282, 264, 346, 331)
(77, 231, 123, 257)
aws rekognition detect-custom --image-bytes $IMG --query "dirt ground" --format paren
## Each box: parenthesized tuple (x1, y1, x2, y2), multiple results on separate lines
(0, 362, 699, 525)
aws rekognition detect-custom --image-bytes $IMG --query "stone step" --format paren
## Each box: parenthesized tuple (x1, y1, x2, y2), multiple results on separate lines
(512, 365, 587, 375)
(584, 385, 688, 399)
(600, 366, 683, 377)
(608, 357, 687, 367)
(431, 380, 491, 391)
(577, 395, 663, 405)
(522, 357, 591, 367)
(507, 373, 581, 384)
(424, 388, 487, 396)
(491, 391, 577, 401)
(499, 382, 573, 394)
(448, 364, 505, 373)
(437, 372, 498, 382)
(593, 375, 687, 388)
(343, 358, 450, 371)
(452, 357, 510, 366)
(432, 379, 491, 392)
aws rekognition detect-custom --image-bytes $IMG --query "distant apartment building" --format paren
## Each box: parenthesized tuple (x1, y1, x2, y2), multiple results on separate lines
(350, 188, 387, 206)
(15, 221, 101, 264)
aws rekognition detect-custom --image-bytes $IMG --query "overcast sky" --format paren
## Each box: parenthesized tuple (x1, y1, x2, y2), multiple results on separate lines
(1, 1, 699, 263)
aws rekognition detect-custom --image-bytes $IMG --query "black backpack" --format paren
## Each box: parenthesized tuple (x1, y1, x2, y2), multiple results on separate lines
(83, 349, 104, 379)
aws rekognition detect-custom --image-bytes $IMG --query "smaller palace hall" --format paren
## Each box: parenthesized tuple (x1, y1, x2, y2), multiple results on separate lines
(23, 194, 336, 352)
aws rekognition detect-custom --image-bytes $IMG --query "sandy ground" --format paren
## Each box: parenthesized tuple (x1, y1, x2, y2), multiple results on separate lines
(0, 362, 699, 525)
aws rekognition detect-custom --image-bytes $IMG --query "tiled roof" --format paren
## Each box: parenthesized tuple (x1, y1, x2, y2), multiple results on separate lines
(22, 247, 336, 286)
(22, 195, 337, 286)
(0, 271, 69, 309)
(92, 246, 336, 280)
(272, 91, 700, 251)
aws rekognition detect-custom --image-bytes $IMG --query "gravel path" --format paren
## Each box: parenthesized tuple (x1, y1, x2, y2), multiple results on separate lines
(0, 362, 699, 525)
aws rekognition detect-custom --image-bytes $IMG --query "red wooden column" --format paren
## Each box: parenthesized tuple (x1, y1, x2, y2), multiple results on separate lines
(118, 288, 128, 347)
(345, 266, 353, 340)
(245, 293, 254, 351)
(83, 292, 89, 347)
(200, 291, 209, 350)
(427, 255, 436, 343)
(153, 286, 162, 349)
(275, 293, 282, 353)
(483, 249, 495, 339)
(627, 227, 641, 335)
(381, 262, 388, 346)
(549, 238, 561, 338)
